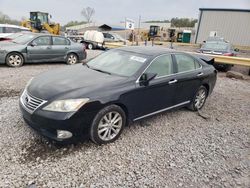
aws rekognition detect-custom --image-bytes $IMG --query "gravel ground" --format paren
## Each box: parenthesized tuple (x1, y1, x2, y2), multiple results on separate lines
(0, 49, 250, 187)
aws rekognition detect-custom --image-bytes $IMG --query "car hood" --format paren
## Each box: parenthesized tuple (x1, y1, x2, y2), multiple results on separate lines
(0, 41, 25, 50)
(27, 64, 129, 100)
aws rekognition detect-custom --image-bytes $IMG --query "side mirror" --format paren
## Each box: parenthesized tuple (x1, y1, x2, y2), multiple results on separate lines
(234, 48, 239, 52)
(30, 42, 37, 47)
(139, 73, 157, 86)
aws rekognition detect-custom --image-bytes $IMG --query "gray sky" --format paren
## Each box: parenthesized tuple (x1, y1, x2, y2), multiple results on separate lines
(0, 0, 249, 25)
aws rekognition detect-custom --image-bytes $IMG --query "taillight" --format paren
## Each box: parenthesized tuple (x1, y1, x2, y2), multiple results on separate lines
(223, 53, 233, 56)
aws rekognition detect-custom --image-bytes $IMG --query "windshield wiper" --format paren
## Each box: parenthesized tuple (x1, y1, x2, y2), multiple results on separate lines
(91, 68, 111, 75)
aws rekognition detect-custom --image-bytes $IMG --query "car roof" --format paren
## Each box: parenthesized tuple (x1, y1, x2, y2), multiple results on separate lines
(0, 24, 30, 30)
(117, 46, 176, 56)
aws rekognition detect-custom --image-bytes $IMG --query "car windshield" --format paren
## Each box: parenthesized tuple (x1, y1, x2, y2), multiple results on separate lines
(203, 42, 229, 51)
(7, 33, 24, 39)
(12, 34, 36, 44)
(87, 50, 148, 77)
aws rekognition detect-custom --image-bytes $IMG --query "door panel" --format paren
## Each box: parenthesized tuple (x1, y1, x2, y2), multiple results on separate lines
(173, 54, 204, 104)
(51, 36, 70, 61)
(27, 36, 53, 62)
(125, 54, 177, 119)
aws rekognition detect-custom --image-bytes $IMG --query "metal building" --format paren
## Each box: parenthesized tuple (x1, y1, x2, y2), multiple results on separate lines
(195, 8, 250, 46)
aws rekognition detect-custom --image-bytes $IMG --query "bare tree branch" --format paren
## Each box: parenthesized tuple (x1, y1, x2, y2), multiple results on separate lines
(81, 7, 95, 23)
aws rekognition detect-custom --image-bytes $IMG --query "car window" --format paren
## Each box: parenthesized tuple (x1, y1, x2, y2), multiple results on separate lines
(203, 42, 229, 51)
(145, 55, 173, 77)
(5, 27, 20, 33)
(104, 33, 113, 39)
(0, 27, 3, 33)
(175, 54, 201, 73)
(52, 37, 70, 45)
(33, 36, 51, 46)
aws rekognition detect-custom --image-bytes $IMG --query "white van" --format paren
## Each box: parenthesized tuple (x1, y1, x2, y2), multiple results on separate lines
(0, 24, 31, 38)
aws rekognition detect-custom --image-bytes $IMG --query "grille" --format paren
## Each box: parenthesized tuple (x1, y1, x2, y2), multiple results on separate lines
(20, 90, 47, 114)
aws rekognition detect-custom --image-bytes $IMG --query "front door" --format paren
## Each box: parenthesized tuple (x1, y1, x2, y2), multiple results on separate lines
(27, 36, 53, 62)
(126, 54, 178, 120)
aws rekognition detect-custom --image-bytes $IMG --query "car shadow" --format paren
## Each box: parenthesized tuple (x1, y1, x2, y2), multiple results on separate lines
(19, 108, 193, 164)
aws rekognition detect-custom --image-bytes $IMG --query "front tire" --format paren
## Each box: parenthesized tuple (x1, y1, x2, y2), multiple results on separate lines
(66, 53, 78, 65)
(6, 52, 24, 67)
(188, 86, 208, 111)
(90, 105, 126, 145)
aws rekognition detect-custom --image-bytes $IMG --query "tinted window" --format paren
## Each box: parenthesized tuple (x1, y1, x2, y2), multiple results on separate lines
(52, 37, 70, 45)
(33, 36, 51, 46)
(175, 54, 201, 73)
(146, 55, 173, 77)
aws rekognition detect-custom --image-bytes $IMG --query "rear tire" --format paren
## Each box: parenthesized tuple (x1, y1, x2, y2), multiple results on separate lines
(66, 53, 78, 65)
(6, 52, 24, 67)
(188, 86, 208, 111)
(90, 105, 126, 145)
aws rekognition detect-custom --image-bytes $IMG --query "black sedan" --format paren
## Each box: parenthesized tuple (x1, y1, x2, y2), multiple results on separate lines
(19, 47, 217, 144)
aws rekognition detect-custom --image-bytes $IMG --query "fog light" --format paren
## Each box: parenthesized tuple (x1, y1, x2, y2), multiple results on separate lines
(57, 130, 72, 139)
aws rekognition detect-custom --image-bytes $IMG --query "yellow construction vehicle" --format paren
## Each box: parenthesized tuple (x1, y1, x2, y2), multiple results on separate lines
(21, 11, 60, 35)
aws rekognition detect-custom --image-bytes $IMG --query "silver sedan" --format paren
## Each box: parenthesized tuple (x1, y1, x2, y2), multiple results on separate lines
(0, 33, 87, 67)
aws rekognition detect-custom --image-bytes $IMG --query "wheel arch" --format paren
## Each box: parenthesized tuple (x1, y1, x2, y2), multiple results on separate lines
(5, 51, 25, 64)
(113, 102, 130, 125)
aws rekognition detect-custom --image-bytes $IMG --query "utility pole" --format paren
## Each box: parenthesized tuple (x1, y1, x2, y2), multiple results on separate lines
(136, 15, 141, 46)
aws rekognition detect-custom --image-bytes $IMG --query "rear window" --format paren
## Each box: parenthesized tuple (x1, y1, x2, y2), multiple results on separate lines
(203, 42, 229, 51)
(175, 54, 201, 73)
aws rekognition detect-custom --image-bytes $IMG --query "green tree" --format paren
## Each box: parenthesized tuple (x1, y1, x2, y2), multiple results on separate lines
(171, 17, 197, 27)
(0, 12, 21, 25)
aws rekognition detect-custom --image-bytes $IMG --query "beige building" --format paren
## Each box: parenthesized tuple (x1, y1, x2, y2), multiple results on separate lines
(195, 8, 250, 46)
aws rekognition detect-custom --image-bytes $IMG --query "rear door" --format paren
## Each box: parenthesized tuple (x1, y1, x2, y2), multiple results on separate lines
(27, 36, 53, 62)
(51, 36, 71, 61)
(172, 53, 204, 104)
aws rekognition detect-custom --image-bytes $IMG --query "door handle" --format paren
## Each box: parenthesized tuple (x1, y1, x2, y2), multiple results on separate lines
(168, 79, 178, 84)
(197, 72, 204, 77)
(65, 47, 69, 50)
(46, 46, 52, 49)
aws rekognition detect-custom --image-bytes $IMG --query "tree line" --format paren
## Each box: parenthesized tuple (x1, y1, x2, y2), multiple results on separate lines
(146, 18, 198, 27)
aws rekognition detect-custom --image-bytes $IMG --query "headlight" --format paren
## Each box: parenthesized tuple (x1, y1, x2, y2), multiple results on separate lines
(43, 98, 89, 112)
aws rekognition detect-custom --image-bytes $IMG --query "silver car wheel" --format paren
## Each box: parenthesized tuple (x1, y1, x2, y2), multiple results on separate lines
(68, 54, 77, 64)
(8, 55, 22, 66)
(98, 111, 123, 141)
(194, 89, 206, 109)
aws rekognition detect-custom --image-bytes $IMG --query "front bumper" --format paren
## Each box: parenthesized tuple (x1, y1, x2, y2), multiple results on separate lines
(19, 101, 96, 143)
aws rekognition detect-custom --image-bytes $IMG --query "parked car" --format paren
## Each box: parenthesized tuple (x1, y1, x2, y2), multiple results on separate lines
(0, 33, 86, 67)
(0, 24, 31, 39)
(19, 46, 217, 144)
(198, 41, 238, 71)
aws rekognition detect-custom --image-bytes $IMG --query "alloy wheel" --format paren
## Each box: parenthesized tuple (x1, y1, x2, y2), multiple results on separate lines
(8, 55, 22, 66)
(194, 88, 207, 109)
(68, 54, 77, 64)
(97, 111, 123, 141)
